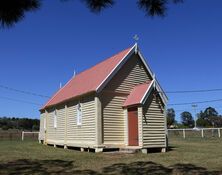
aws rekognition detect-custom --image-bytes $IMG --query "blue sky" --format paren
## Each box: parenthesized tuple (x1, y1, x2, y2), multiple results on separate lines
(0, 0, 222, 121)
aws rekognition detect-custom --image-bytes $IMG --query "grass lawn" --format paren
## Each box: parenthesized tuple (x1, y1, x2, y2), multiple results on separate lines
(0, 138, 222, 175)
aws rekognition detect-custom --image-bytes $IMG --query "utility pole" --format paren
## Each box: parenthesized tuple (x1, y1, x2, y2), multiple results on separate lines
(192, 104, 198, 129)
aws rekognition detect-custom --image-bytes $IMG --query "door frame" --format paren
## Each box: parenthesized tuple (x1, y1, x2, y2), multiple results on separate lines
(127, 107, 139, 146)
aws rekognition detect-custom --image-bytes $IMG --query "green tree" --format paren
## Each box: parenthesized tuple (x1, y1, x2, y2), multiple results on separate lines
(0, 0, 40, 27)
(0, 117, 40, 131)
(180, 111, 194, 128)
(204, 107, 218, 117)
(209, 115, 222, 127)
(196, 112, 210, 127)
(0, 0, 183, 28)
(166, 108, 176, 128)
(197, 107, 222, 127)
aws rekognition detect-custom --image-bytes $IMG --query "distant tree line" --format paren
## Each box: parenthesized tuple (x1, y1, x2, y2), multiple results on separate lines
(0, 117, 39, 131)
(167, 107, 222, 128)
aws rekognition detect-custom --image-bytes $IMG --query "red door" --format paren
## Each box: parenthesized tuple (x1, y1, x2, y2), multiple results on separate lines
(128, 107, 138, 146)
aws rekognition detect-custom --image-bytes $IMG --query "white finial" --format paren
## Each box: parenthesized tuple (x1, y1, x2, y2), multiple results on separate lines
(133, 34, 139, 53)
(133, 34, 139, 43)
(153, 74, 156, 88)
(60, 82, 62, 89)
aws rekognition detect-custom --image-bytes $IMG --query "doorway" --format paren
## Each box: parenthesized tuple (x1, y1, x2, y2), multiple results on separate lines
(128, 107, 139, 146)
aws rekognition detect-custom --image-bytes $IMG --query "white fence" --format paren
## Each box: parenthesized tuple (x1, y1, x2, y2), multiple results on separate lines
(21, 131, 39, 141)
(167, 128, 222, 139)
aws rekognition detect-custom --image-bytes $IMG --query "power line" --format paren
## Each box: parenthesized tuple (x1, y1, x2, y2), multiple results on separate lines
(168, 98, 222, 106)
(161, 88, 222, 94)
(173, 106, 222, 112)
(2, 83, 222, 98)
(0, 84, 50, 98)
(1, 83, 222, 100)
(0, 96, 41, 106)
(1, 84, 222, 107)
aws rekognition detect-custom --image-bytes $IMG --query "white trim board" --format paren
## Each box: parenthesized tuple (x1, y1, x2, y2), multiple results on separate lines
(96, 43, 137, 93)
(140, 80, 154, 104)
(137, 50, 168, 105)
(96, 43, 168, 105)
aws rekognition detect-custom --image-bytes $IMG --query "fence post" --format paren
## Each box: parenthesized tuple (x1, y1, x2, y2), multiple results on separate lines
(22, 131, 24, 141)
(218, 129, 221, 138)
(183, 129, 185, 139)
(201, 129, 204, 138)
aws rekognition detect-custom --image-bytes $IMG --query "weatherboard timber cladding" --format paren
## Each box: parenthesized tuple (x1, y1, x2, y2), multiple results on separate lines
(95, 96, 102, 146)
(40, 94, 96, 146)
(101, 53, 152, 144)
(66, 95, 96, 146)
(45, 110, 48, 144)
(44, 104, 66, 145)
(46, 108, 57, 144)
(142, 90, 166, 148)
(39, 112, 45, 141)
(104, 54, 152, 92)
(101, 94, 126, 144)
(64, 105, 68, 145)
(56, 104, 66, 143)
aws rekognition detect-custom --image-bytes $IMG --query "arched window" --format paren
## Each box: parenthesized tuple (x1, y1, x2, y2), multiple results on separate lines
(53, 110, 57, 128)
(77, 102, 82, 126)
(43, 117, 46, 130)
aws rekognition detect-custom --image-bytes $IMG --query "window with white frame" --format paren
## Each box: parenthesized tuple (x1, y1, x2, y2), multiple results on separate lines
(43, 117, 46, 130)
(77, 102, 82, 126)
(53, 110, 57, 128)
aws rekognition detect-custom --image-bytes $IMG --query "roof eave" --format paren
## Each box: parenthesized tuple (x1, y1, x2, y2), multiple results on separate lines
(40, 90, 96, 111)
(122, 103, 142, 108)
(140, 80, 154, 104)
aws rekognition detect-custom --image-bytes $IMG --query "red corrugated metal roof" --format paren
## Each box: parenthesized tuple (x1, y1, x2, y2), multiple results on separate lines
(42, 47, 132, 109)
(123, 81, 153, 107)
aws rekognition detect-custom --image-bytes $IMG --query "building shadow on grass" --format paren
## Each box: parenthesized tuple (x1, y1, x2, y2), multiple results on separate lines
(102, 161, 221, 175)
(0, 159, 221, 175)
(167, 146, 177, 152)
(0, 159, 78, 175)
